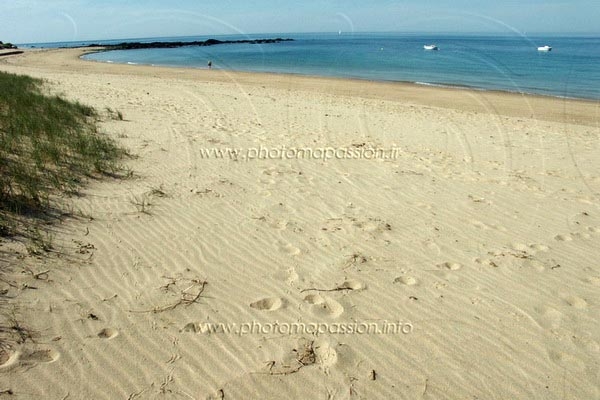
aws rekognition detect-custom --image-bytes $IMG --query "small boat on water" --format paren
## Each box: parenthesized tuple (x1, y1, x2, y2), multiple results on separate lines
(424, 44, 439, 51)
(537, 45, 552, 52)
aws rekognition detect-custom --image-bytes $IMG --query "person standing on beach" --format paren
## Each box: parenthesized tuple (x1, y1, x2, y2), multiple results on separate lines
(208, 60, 212, 69)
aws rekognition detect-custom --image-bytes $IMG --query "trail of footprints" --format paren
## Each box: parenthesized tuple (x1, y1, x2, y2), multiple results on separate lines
(180, 216, 600, 378)
(247, 280, 366, 319)
(0, 348, 60, 371)
(0, 326, 119, 371)
(554, 226, 600, 242)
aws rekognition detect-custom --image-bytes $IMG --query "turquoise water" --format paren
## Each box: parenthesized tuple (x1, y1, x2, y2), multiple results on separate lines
(26, 33, 600, 99)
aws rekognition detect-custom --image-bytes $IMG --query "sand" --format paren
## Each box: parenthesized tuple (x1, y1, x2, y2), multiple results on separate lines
(0, 48, 599, 399)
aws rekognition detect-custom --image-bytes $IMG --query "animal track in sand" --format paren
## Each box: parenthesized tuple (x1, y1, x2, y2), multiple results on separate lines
(394, 276, 418, 286)
(437, 262, 462, 271)
(250, 297, 284, 311)
(98, 328, 119, 339)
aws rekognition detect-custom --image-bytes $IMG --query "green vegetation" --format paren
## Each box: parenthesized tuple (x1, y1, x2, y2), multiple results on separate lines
(0, 71, 125, 238)
(0, 41, 17, 50)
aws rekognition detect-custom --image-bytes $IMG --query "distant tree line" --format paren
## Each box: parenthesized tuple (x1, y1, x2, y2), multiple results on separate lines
(0, 41, 17, 49)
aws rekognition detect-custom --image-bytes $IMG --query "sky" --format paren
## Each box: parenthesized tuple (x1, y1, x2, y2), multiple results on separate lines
(1, 0, 599, 44)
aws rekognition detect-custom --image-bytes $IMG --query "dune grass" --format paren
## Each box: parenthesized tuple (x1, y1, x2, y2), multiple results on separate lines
(0, 71, 125, 236)
(0, 71, 127, 367)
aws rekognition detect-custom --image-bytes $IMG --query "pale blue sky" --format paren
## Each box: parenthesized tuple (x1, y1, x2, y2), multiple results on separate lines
(2, 0, 599, 44)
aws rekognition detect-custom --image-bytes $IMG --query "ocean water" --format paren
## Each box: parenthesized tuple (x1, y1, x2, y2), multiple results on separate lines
(24, 33, 600, 100)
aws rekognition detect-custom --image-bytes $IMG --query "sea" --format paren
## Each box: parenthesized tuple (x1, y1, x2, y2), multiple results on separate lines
(20, 32, 600, 100)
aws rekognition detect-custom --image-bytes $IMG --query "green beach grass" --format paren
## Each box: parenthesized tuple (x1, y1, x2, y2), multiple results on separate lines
(0, 71, 125, 239)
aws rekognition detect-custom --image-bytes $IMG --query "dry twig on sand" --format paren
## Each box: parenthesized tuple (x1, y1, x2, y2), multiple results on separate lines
(131, 279, 207, 314)
(265, 341, 316, 376)
(300, 282, 357, 293)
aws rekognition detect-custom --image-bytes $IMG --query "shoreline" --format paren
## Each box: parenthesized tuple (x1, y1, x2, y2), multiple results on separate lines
(1, 47, 597, 127)
(80, 47, 600, 103)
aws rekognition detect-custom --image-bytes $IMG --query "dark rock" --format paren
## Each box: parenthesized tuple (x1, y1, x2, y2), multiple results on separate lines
(81, 38, 293, 51)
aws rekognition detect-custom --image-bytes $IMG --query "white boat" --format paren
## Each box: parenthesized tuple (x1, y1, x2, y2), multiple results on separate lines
(537, 45, 552, 52)
(424, 44, 438, 51)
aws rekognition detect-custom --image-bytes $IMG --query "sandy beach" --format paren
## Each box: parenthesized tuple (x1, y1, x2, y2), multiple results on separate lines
(1, 48, 599, 399)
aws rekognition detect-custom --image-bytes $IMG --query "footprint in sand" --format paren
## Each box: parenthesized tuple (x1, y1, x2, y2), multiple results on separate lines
(303, 294, 344, 318)
(394, 276, 418, 286)
(269, 219, 288, 231)
(587, 226, 600, 234)
(250, 297, 284, 311)
(529, 243, 549, 252)
(258, 177, 276, 185)
(585, 276, 600, 286)
(339, 279, 366, 290)
(522, 259, 547, 272)
(275, 241, 300, 255)
(437, 262, 462, 271)
(572, 335, 600, 353)
(414, 202, 433, 211)
(576, 196, 595, 205)
(0, 350, 20, 370)
(422, 240, 441, 254)
(534, 306, 563, 330)
(572, 232, 592, 240)
(19, 348, 60, 365)
(471, 220, 506, 232)
(511, 243, 549, 254)
(563, 295, 588, 310)
(313, 337, 339, 368)
(261, 167, 283, 177)
(554, 234, 573, 242)
(471, 220, 490, 230)
(555, 232, 594, 242)
(352, 218, 392, 234)
(272, 267, 299, 286)
(98, 328, 119, 339)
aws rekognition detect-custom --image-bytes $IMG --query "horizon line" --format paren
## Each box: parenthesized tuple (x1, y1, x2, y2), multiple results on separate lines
(15, 30, 600, 46)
